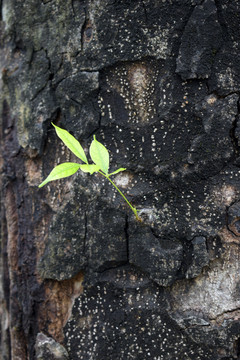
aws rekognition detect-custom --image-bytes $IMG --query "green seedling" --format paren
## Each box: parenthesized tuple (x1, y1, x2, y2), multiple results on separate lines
(39, 123, 140, 220)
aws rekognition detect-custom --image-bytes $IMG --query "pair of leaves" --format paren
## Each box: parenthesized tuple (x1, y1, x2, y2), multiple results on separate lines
(38, 124, 125, 188)
(89, 136, 125, 176)
(54, 123, 110, 174)
(90, 135, 109, 174)
(53, 123, 88, 163)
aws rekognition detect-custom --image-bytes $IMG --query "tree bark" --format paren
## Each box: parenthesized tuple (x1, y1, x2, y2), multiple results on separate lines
(1, 0, 240, 359)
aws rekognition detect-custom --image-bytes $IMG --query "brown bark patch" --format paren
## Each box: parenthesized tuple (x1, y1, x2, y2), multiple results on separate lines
(5, 186, 19, 274)
(38, 271, 84, 343)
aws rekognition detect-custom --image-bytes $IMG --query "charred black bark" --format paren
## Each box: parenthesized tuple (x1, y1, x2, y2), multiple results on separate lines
(1, 0, 240, 359)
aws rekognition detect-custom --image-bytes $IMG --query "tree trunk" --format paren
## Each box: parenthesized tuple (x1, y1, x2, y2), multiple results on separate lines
(1, 0, 240, 359)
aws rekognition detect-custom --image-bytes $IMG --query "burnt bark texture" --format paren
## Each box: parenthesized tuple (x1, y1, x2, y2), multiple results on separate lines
(1, 0, 240, 359)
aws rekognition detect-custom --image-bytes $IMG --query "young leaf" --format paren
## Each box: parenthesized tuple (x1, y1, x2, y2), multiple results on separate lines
(38, 162, 81, 188)
(89, 135, 109, 174)
(52, 123, 88, 163)
(108, 168, 126, 177)
(79, 164, 100, 174)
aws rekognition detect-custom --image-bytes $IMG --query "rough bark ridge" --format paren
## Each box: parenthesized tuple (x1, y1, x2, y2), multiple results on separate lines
(1, 0, 240, 359)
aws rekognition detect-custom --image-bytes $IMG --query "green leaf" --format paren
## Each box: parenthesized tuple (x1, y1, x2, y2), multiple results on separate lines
(38, 162, 81, 188)
(79, 164, 100, 174)
(108, 168, 126, 176)
(52, 123, 88, 163)
(89, 135, 109, 174)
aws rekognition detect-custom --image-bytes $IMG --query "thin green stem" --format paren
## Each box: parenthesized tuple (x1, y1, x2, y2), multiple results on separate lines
(99, 171, 139, 220)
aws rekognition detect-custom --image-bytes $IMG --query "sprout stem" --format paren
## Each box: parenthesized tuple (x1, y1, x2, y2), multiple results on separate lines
(99, 171, 140, 220)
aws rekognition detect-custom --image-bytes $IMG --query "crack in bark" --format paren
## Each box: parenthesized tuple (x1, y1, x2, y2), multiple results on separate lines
(30, 80, 49, 102)
(95, 214, 130, 275)
(229, 96, 240, 159)
(208, 90, 240, 100)
(80, 8, 89, 53)
(226, 199, 240, 238)
(0, 0, 2, 22)
(124, 214, 129, 262)
(41, 0, 54, 4)
(141, 0, 148, 23)
(214, 0, 229, 40)
(174, 2, 201, 68)
(0, 190, 11, 359)
(71, 0, 75, 16)
(29, 48, 52, 101)
(210, 307, 240, 322)
(69, 97, 82, 106)
(83, 209, 88, 261)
